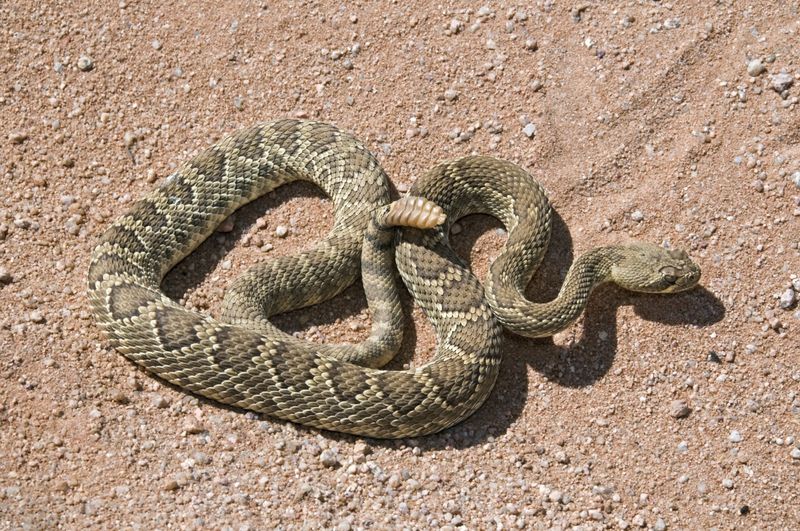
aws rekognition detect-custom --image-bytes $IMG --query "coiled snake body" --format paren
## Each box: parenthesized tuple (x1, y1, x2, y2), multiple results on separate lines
(88, 120, 700, 438)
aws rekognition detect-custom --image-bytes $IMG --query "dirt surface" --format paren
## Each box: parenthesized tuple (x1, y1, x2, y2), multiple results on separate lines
(2, 1, 800, 529)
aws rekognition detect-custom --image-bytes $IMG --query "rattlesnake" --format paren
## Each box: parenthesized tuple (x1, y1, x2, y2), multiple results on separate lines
(87, 119, 700, 438)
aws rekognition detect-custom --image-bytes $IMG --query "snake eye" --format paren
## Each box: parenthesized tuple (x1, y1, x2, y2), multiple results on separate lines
(660, 266, 679, 284)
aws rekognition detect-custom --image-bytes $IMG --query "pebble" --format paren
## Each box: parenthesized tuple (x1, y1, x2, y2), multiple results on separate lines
(524, 38, 538, 51)
(779, 288, 796, 309)
(9, 131, 28, 144)
(746, 59, 765, 77)
(0, 267, 13, 284)
(111, 391, 129, 404)
(669, 399, 691, 419)
(77, 55, 94, 71)
(653, 517, 667, 531)
(548, 489, 563, 503)
(449, 19, 464, 34)
(630, 210, 644, 222)
(771, 72, 794, 93)
(353, 441, 371, 456)
(522, 123, 537, 138)
(319, 449, 340, 468)
(163, 479, 180, 491)
(791, 448, 800, 459)
(791, 171, 800, 189)
(217, 216, 235, 233)
(151, 395, 170, 409)
(444, 89, 459, 102)
(275, 225, 289, 238)
(722, 478, 734, 489)
(151, 39, 162, 50)
(29, 311, 45, 324)
(729, 430, 743, 443)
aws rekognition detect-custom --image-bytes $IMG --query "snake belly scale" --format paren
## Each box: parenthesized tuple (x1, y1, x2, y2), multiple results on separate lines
(88, 119, 700, 438)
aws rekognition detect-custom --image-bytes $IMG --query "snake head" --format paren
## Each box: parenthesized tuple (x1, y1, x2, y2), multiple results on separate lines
(611, 243, 701, 294)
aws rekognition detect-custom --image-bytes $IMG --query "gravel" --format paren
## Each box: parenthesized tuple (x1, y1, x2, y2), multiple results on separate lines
(770, 72, 794, 93)
(780, 288, 797, 309)
(77, 55, 94, 71)
(522, 122, 537, 138)
(9, 131, 28, 144)
(746, 59, 766, 77)
(670, 399, 691, 418)
(4, 1, 800, 529)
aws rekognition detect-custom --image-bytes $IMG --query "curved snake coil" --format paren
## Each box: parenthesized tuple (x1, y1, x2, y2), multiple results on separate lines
(88, 119, 700, 438)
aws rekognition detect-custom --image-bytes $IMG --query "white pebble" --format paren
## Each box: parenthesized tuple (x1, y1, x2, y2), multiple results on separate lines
(779, 288, 797, 309)
(275, 225, 289, 238)
(746, 59, 765, 77)
(77, 55, 94, 71)
(630, 210, 644, 222)
(522, 123, 537, 138)
(729, 430, 743, 443)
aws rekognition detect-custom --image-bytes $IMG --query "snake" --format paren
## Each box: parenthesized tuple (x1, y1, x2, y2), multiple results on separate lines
(87, 119, 701, 439)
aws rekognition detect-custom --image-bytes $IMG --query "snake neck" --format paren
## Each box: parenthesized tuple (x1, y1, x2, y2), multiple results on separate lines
(488, 246, 623, 338)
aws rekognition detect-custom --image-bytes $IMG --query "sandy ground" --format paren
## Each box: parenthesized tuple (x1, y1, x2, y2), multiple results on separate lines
(2, 1, 800, 529)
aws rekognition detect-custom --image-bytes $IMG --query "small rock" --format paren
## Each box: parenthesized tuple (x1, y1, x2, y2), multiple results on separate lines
(548, 489, 563, 503)
(77, 55, 94, 71)
(630, 210, 644, 222)
(449, 19, 463, 34)
(163, 479, 180, 492)
(9, 131, 28, 144)
(0, 267, 13, 284)
(217, 216, 235, 233)
(790, 447, 800, 459)
(353, 441, 371, 456)
(746, 59, 765, 77)
(151, 395, 170, 409)
(151, 39, 162, 50)
(771, 72, 794, 93)
(653, 517, 667, 531)
(183, 421, 205, 434)
(319, 449, 340, 468)
(444, 88, 459, 102)
(729, 430, 743, 443)
(791, 171, 800, 189)
(522, 123, 537, 138)
(275, 225, 289, 238)
(111, 391, 129, 405)
(722, 478, 734, 489)
(524, 38, 538, 51)
(779, 288, 796, 310)
(670, 400, 691, 419)
(29, 311, 45, 324)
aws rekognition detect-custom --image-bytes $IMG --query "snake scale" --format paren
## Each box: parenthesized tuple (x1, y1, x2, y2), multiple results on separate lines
(88, 119, 700, 438)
